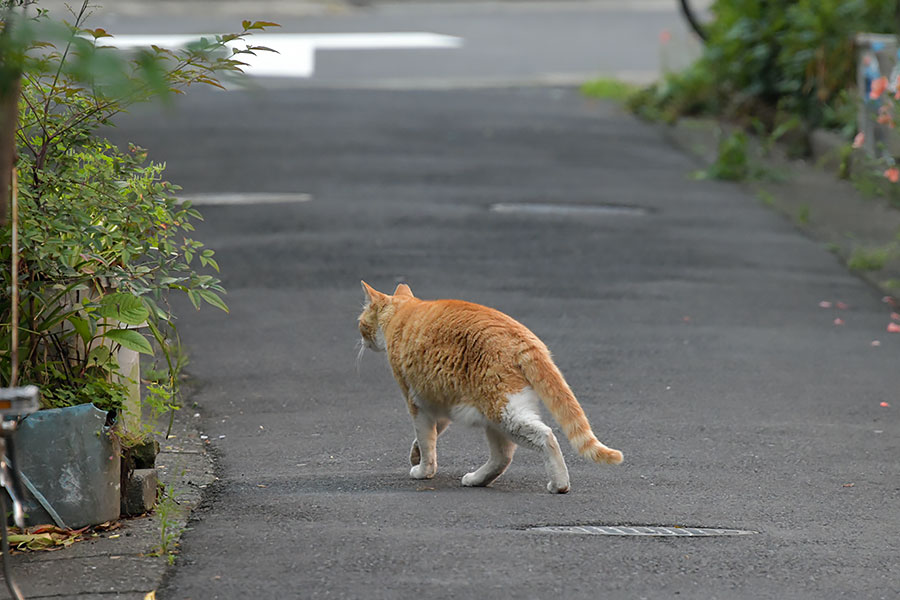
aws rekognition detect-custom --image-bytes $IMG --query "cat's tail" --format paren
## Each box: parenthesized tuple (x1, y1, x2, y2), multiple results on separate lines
(519, 348, 624, 465)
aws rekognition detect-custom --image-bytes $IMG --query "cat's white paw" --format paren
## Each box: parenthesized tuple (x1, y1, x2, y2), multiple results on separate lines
(461, 472, 485, 487)
(547, 480, 570, 494)
(409, 463, 435, 479)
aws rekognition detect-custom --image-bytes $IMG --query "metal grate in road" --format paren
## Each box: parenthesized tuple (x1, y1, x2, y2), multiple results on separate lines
(528, 525, 757, 536)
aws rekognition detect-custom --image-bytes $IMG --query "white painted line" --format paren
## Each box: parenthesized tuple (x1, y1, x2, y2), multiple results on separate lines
(294, 32, 463, 50)
(178, 193, 312, 206)
(102, 33, 463, 79)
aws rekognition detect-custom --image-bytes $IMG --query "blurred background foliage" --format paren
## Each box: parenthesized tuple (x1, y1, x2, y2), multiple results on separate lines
(631, 0, 900, 137)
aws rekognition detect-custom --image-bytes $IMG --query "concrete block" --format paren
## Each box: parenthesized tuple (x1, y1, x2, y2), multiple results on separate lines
(130, 438, 159, 469)
(121, 468, 158, 516)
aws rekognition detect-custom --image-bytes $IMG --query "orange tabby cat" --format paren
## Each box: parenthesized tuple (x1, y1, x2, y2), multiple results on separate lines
(358, 281, 623, 494)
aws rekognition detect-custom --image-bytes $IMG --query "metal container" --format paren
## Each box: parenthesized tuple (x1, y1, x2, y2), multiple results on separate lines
(14, 404, 121, 528)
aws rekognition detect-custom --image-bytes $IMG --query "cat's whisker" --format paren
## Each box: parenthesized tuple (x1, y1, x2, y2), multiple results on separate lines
(355, 339, 366, 375)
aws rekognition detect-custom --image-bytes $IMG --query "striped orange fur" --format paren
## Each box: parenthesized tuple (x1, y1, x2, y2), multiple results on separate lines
(358, 281, 622, 494)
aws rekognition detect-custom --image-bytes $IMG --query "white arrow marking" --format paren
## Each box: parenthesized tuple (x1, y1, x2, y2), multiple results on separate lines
(103, 33, 463, 79)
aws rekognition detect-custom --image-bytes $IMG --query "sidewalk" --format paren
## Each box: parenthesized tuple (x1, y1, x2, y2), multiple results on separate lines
(6, 405, 214, 599)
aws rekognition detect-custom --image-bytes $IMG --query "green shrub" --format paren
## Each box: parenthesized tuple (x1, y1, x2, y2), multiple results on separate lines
(580, 78, 639, 103)
(1, 2, 277, 418)
(633, 0, 898, 131)
(848, 246, 891, 270)
(693, 130, 751, 180)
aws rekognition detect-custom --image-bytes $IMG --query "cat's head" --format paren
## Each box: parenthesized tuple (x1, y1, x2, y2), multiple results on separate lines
(358, 281, 414, 352)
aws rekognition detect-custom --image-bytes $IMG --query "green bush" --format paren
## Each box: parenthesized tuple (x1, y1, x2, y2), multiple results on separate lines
(848, 246, 891, 270)
(580, 78, 639, 102)
(634, 0, 898, 131)
(1, 2, 276, 418)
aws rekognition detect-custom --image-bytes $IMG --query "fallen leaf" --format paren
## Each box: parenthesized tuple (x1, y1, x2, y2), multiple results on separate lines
(888, 322, 900, 333)
(880, 401, 890, 407)
(145, 592, 157, 600)
(7, 533, 55, 551)
(892, 313, 900, 321)
(819, 301, 833, 308)
(834, 318, 845, 326)
(871, 340, 882, 346)
(836, 302, 849, 310)
(842, 483, 855, 488)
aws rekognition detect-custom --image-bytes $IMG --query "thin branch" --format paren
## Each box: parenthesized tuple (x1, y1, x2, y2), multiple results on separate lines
(39, 0, 89, 132)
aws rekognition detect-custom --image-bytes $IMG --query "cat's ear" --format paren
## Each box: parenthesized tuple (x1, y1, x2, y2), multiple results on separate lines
(361, 280, 386, 304)
(393, 283, 414, 298)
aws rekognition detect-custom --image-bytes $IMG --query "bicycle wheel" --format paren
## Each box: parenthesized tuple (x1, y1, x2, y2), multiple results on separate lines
(679, 0, 709, 41)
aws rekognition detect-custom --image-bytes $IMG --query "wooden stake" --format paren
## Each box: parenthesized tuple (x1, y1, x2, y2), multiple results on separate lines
(10, 167, 18, 387)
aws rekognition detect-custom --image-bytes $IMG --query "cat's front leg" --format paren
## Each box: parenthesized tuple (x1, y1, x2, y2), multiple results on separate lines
(410, 419, 450, 466)
(409, 411, 438, 479)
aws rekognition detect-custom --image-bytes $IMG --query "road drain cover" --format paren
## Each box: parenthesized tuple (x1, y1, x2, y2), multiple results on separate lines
(490, 203, 648, 217)
(528, 525, 757, 537)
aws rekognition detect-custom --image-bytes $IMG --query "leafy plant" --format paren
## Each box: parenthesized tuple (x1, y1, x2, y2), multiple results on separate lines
(0, 2, 277, 429)
(848, 245, 892, 270)
(757, 189, 776, 206)
(580, 78, 638, 103)
(693, 130, 751, 181)
(150, 484, 182, 564)
(628, 62, 719, 123)
(631, 0, 898, 132)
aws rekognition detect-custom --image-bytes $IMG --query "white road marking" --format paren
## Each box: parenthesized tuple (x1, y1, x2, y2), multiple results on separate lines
(103, 33, 463, 79)
(178, 193, 312, 206)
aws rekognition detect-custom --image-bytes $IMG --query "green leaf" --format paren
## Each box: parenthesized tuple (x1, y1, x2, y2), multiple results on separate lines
(141, 296, 170, 321)
(68, 316, 93, 346)
(187, 290, 202, 310)
(87, 345, 112, 367)
(103, 329, 154, 355)
(249, 20, 281, 29)
(247, 45, 278, 54)
(198, 290, 229, 313)
(98, 293, 150, 326)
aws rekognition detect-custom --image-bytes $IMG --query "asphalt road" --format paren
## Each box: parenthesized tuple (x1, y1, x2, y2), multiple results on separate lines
(75, 0, 696, 87)
(102, 83, 900, 599)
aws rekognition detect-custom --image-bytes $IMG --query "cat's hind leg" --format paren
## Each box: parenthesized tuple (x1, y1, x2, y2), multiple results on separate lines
(409, 411, 439, 479)
(501, 388, 570, 494)
(410, 419, 450, 466)
(461, 426, 516, 488)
